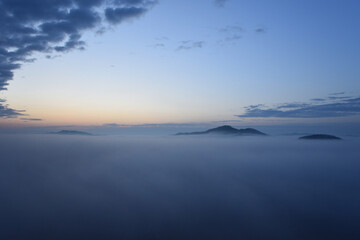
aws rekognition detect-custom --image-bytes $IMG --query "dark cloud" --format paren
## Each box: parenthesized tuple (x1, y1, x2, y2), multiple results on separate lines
(237, 96, 360, 118)
(255, 27, 267, 33)
(330, 92, 345, 96)
(222, 35, 242, 43)
(218, 24, 243, 44)
(177, 41, 204, 51)
(20, 117, 43, 121)
(311, 98, 326, 102)
(151, 37, 205, 51)
(217, 24, 267, 45)
(214, 0, 230, 7)
(328, 96, 352, 100)
(105, 6, 148, 24)
(0, 99, 25, 118)
(219, 25, 243, 33)
(0, 0, 156, 90)
(277, 103, 311, 109)
(45, 55, 61, 60)
(245, 104, 264, 110)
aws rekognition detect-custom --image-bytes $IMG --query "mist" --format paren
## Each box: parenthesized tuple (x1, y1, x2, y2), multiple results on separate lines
(1, 134, 359, 239)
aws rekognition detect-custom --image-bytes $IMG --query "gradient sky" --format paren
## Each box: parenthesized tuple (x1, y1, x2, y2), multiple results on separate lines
(1, 0, 360, 127)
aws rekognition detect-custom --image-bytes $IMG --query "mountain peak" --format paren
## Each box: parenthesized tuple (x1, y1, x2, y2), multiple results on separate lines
(50, 130, 92, 136)
(205, 125, 239, 134)
(176, 125, 267, 136)
(299, 134, 341, 140)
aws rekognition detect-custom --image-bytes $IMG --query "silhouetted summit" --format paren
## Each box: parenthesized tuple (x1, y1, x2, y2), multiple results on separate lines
(176, 125, 267, 136)
(205, 125, 239, 134)
(52, 130, 92, 136)
(299, 134, 342, 140)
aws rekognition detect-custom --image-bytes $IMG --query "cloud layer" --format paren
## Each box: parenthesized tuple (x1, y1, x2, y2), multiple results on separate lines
(0, 99, 25, 118)
(0, 0, 156, 90)
(1, 134, 359, 239)
(238, 94, 360, 118)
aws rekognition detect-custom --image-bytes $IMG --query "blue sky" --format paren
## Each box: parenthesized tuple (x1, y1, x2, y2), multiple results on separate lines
(0, 0, 359, 128)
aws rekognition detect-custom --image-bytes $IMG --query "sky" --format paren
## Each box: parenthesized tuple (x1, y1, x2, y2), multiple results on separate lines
(1, 0, 360, 129)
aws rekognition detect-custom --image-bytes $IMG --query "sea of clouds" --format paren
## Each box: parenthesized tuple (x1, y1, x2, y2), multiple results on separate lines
(0, 134, 359, 239)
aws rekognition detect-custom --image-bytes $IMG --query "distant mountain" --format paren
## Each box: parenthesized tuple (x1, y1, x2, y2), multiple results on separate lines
(51, 130, 92, 136)
(299, 134, 342, 140)
(176, 125, 267, 136)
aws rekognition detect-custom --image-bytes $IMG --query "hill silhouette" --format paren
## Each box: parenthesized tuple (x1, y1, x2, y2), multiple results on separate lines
(51, 130, 92, 136)
(299, 134, 342, 140)
(176, 125, 267, 136)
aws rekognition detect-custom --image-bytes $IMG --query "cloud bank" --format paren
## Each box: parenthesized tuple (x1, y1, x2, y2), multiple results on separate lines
(0, 0, 156, 90)
(0, 99, 25, 118)
(238, 94, 360, 118)
(0, 134, 359, 239)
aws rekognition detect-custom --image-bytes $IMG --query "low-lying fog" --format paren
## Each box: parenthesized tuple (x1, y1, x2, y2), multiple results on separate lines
(1, 134, 359, 239)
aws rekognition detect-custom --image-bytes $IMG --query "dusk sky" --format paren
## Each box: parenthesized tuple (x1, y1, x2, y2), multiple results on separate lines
(2, 2, 360, 239)
(1, 0, 360, 128)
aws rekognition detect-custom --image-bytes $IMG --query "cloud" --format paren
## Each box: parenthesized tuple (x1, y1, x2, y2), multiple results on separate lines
(45, 55, 61, 60)
(311, 98, 326, 102)
(237, 95, 360, 118)
(149, 36, 169, 49)
(105, 6, 148, 24)
(214, 0, 230, 7)
(217, 24, 267, 45)
(0, 0, 156, 90)
(330, 92, 345, 96)
(255, 27, 267, 33)
(218, 24, 243, 44)
(328, 96, 351, 100)
(20, 117, 43, 121)
(176, 41, 204, 51)
(0, 99, 25, 118)
(0, 134, 359, 239)
(102, 123, 125, 127)
(219, 25, 243, 33)
(0, 99, 43, 119)
(150, 38, 205, 51)
(153, 43, 165, 48)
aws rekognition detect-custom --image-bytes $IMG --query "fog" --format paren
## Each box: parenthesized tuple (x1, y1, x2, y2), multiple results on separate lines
(1, 134, 359, 239)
